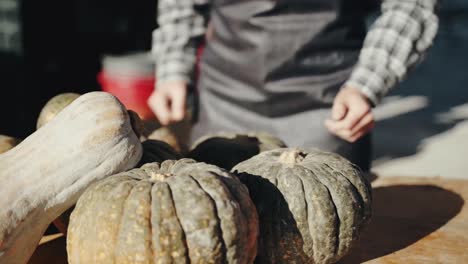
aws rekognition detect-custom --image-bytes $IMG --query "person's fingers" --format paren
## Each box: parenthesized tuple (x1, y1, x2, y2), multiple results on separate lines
(325, 119, 341, 134)
(331, 100, 347, 121)
(325, 116, 374, 143)
(350, 111, 374, 135)
(341, 100, 370, 130)
(206, 21, 214, 41)
(327, 127, 355, 143)
(148, 91, 170, 125)
(348, 121, 375, 143)
(170, 88, 186, 122)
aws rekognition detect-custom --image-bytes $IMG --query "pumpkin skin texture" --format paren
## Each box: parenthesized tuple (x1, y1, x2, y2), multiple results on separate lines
(36, 92, 81, 129)
(232, 148, 372, 264)
(188, 132, 287, 170)
(0, 135, 20, 154)
(138, 139, 183, 167)
(35, 92, 82, 236)
(67, 159, 259, 264)
(0, 92, 143, 264)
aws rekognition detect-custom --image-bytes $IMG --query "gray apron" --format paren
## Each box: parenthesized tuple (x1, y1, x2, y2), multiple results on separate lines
(192, 0, 374, 171)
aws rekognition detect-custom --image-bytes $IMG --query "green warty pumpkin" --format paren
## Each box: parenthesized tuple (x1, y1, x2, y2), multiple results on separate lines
(67, 159, 259, 264)
(232, 148, 372, 264)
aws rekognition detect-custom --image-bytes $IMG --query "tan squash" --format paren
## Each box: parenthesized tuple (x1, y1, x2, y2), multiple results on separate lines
(0, 92, 143, 264)
(144, 114, 192, 155)
(36, 92, 81, 129)
(0, 135, 20, 154)
(36, 93, 82, 235)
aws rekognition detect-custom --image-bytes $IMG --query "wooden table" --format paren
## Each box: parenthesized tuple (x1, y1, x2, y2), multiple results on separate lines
(30, 176, 468, 264)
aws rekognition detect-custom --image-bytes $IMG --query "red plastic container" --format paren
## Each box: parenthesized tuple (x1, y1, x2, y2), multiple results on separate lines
(98, 52, 157, 120)
(98, 47, 204, 121)
(98, 71, 156, 120)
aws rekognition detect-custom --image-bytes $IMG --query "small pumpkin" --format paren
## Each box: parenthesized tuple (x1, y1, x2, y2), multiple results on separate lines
(145, 117, 192, 155)
(138, 139, 182, 166)
(232, 148, 372, 264)
(188, 132, 287, 170)
(36, 92, 80, 129)
(67, 159, 259, 264)
(0, 135, 20, 154)
(0, 92, 143, 264)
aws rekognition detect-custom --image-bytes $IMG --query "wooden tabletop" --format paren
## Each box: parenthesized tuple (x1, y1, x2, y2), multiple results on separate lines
(30, 176, 468, 264)
(340, 176, 468, 264)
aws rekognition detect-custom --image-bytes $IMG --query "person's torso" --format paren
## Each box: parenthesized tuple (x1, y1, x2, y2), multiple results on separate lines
(200, 0, 375, 114)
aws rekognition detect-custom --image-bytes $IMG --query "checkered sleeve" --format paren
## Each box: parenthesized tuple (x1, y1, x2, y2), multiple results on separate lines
(345, 0, 439, 105)
(152, 0, 211, 85)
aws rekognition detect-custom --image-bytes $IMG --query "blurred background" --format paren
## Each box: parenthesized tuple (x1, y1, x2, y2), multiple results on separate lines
(0, 0, 157, 137)
(0, 0, 467, 177)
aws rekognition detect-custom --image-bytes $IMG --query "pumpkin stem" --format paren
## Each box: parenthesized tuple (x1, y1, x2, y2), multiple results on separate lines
(149, 172, 173, 182)
(278, 149, 305, 166)
(127, 110, 144, 139)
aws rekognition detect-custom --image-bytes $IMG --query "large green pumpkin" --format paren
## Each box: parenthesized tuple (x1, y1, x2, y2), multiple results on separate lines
(232, 148, 372, 264)
(188, 132, 287, 170)
(67, 159, 259, 264)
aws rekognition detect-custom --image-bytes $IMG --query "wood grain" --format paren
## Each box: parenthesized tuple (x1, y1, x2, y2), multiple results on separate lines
(340, 177, 468, 264)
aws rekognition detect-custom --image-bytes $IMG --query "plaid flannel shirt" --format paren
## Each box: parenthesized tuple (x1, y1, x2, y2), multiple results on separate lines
(152, 0, 439, 105)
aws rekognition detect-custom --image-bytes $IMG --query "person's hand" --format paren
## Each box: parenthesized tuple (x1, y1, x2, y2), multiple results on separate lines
(206, 21, 214, 42)
(148, 80, 187, 125)
(325, 86, 374, 143)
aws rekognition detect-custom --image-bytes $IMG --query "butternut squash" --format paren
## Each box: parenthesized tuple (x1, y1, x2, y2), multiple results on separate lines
(0, 92, 143, 264)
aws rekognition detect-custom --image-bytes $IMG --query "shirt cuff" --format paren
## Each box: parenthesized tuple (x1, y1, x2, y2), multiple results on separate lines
(344, 67, 388, 106)
(153, 49, 198, 85)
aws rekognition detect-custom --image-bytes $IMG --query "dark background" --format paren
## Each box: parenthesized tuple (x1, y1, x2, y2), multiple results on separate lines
(0, 0, 157, 138)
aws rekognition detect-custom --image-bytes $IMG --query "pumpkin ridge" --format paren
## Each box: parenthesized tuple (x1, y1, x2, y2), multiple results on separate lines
(320, 163, 365, 254)
(68, 178, 136, 263)
(114, 181, 154, 262)
(151, 181, 190, 263)
(313, 166, 345, 263)
(165, 174, 216, 259)
(165, 181, 191, 263)
(306, 166, 344, 263)
(335, 170, 365, 222)
(295, 169, 313, 255)
(216, 173, 259, 264)
(314, 155, 372, 224)
(297, 169, 338, 263)
(292, 168, 330, 263)
(327, 160, 372, 223)
(112, 180, 136, 263)
(274, 166, 311, 263)
(263, 163, 283, 263)
(297, 159, 365, 259)
(188, 174, 228, 263)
